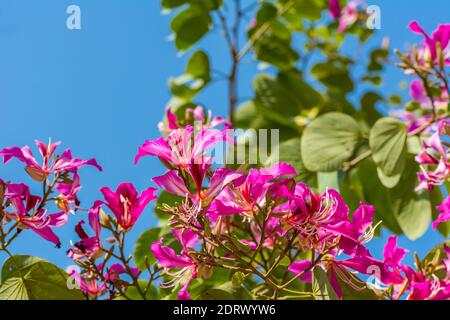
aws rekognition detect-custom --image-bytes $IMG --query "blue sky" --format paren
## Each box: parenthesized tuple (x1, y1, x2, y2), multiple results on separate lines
(0, 0, 449, 271)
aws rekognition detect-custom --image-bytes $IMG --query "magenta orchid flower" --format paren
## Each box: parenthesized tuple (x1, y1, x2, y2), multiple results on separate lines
(207, 163, 296, 218)
(334, 0, 363, 33)
(135, 125, 233, 167)
(103, 263, 139, 281)
(283, 183, 357, 249)
(0, 140, 102, 182)
(4, 183, 67, 247)
(69, 268, 106, 298)
(153, 167, 243, 205)
(151, 229, 199, 300)
(433, 196, 450, 229)
(68, 201, 103, 260)
(99, 183, 158, 231)
(415, 121, 449, 191)
(409, 21, 450, 65)
(158, 106, 232, 134)
(55, 173, 81, 213)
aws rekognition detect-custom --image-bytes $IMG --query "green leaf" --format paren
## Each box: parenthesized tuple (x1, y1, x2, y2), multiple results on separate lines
(0, 278, 29, 300)
(134, 227, 162, 271)
(253, 74, 300, 122)
(265, 138, 304, 174)
(170, 5, 211, 51)
(390, 158, 431, 240)
(355, 159, 403, 234)
(369, 117, 407, 177)
(161, 0, 189, 9)
(376, 167, 401, 189)
(301, 112, 362, 172)
(197, 281, 253, 300)
(169, 50, 210, 101)
(0, 255, 85, 300)
(125, 280, 158, 300)
(311, 62, 354, 93)
(360, 92, 383, 126)
(312, 268, 338, 300)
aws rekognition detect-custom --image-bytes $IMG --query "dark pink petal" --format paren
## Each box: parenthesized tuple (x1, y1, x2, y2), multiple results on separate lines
(150, 242, 193, 269)
(0, 146, 41, 169)
(352, 202, 374, 235)
(173, 229, 199, 251)
(137, 187, 158, 214)
(206, 168, 243, 198)
(433, 196, 450, 229)
(288, 260, 312, 282)
(166, 108, 179, 130)
(329, 0, 341, 19)
(135, 137, 173, 164)
(47, 212, 69, 227)
(153, 170, 190, 196)
(383, 236, 409, 268)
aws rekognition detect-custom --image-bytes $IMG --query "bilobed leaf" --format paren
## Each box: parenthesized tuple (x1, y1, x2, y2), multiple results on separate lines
(0, 255, 85, 300)
(301, 112, 362, 172)
(134, 228, 162, 271)
(369, 117, 407, 177)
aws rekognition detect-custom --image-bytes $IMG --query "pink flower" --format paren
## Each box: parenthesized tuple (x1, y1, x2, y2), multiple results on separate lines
(69, 268, 106, 298)
(283, 183, 357, 249)
(4, 183, 67, 247)
(99, 183, 158, 231)
(433, 196, 450, 229)
(207, 163, 296, 218)
(153, 167, 242, 204)
(55, 173, 81, 213)
(151, 229, 199, 300)
(0, 140, 102, 182)
(103, 263, 139, 281)
(337, 1, 363, 33)
(158, 106, 232, 134)
(135, 126, 232, 167)
(338, 202, 377, 255)
(409, 21, 450, 65)
(68, 201, 103, 260)
(415, 121, 449, 191)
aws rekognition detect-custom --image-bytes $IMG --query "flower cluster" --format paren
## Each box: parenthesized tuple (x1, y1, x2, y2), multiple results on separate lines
(0, 140, 102, 248)
(131, 106, 450, 300)
(396, 22, 450, 231)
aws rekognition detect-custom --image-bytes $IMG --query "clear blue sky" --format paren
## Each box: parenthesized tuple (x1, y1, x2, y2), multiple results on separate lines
(0, 0, 448, 270)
